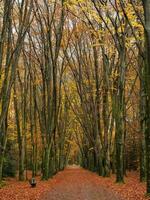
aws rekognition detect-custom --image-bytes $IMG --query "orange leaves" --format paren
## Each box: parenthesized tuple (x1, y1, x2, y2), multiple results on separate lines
(0, 176, 53, 200)
(0, 169, 148, 200)
(95, 172, 149, 200)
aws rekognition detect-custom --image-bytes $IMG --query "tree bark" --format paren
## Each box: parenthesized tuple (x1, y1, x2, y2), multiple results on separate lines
(143, 0, 150, 194)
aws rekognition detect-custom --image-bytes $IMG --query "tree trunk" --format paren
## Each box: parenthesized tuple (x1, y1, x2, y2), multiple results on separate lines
(143, 0, 150, 194)
(0, 123, 7, 181)
(14, 82, 25, 181)
(115, 49, 126, 183)
(139, 59, 146, 182)
(42, 144, 51, 180)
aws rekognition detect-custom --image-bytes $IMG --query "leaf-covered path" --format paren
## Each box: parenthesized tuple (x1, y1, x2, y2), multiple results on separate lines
(1, 167, 148, 200)
(42, 166, 121, 200)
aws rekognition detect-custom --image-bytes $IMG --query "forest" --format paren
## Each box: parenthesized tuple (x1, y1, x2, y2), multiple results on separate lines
(0, 0, 150, 199)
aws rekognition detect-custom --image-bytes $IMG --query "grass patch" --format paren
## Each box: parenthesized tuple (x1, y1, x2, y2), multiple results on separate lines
(145, 193, 150, 198)
(0, 181, 6, 189)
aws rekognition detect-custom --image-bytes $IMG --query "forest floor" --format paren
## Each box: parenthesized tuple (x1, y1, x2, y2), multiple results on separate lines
(0, 166, 149, 200)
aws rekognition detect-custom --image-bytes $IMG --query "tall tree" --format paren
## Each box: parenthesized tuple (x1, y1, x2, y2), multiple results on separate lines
(0, 0, 33, 182)
(142, 0, 150, 195)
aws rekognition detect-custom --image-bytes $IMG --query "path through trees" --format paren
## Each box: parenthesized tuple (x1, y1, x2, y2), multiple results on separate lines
(42, 166, 121, 200)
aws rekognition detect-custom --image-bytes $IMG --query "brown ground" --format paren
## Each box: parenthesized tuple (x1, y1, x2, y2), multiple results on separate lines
(42, 166, 122, 200)
(0, 166, 149, 200)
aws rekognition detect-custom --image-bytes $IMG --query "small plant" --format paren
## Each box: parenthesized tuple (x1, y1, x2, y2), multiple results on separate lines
(0, 181, 6, 189)
(145, 193, 150, 198)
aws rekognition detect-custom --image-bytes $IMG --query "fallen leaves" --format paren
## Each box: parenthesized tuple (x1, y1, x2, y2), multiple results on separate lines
(93, 171, 149, 200)
(0, 169, 149, 200)
(0, 176, 56, 200)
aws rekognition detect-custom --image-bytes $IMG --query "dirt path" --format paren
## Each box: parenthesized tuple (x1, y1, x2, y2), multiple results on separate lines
(42, 166, 122, 200)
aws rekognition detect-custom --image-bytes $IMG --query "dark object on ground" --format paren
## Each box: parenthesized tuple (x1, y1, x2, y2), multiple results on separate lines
(29, 178, 36, 187)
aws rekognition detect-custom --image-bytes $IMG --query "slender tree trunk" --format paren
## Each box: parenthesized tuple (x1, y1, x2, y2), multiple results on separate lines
(143, 0, 150, 194)
(14, 82, 25, 181)
(115, 49, 126, 183)
(42, 144, 51, 180)
(139, 58, 146, 182)
(102, 51, 110, 177)
(0, 121, 7, 181)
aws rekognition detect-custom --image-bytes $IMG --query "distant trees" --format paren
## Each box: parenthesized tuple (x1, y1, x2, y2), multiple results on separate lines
(28, 0, 66, 180)
(0, 0, 33, 182)
(64, 0, 149, 189)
